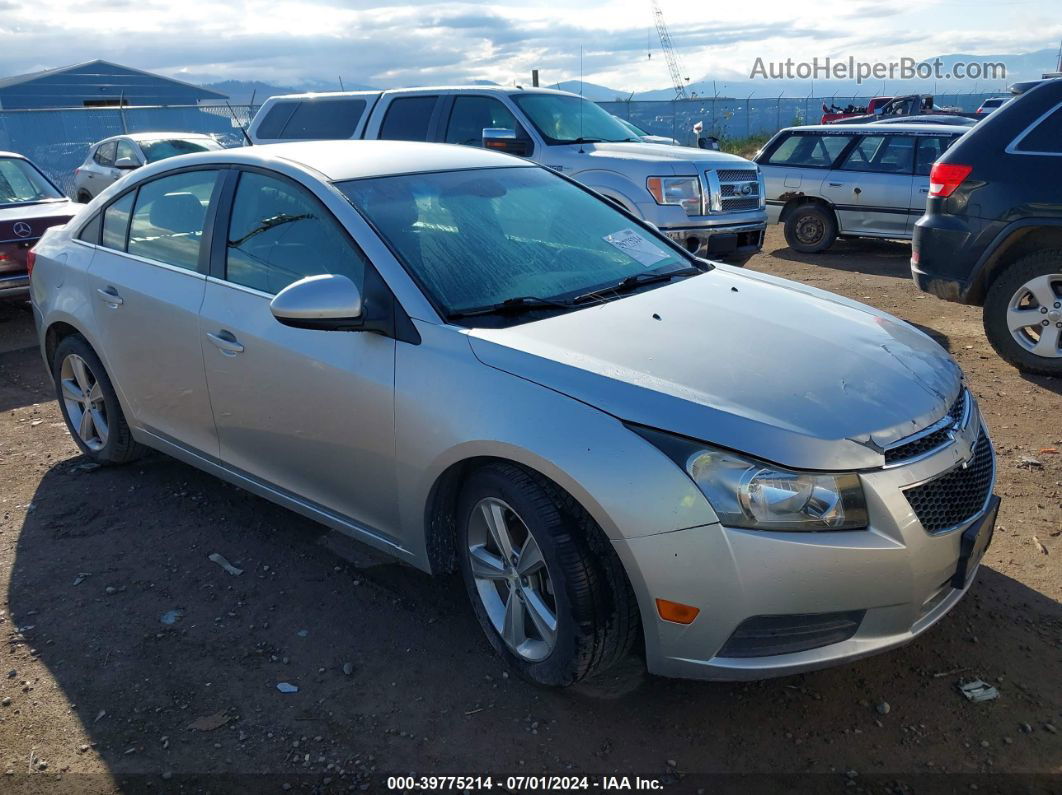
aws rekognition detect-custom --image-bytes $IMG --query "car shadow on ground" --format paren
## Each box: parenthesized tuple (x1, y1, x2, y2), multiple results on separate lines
(6, 447, 1062, 784)
(769, 238, 912, 279)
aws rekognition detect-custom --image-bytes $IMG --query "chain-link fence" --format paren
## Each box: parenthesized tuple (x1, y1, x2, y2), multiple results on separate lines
(1, 92, 1002, 196)
(600, 91, 1001, 147)
(0, 104, 257, 196)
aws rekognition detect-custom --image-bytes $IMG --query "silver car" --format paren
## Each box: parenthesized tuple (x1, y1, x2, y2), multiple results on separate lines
(31, 141, 998, 685)
(755, 123, 965, 253)
(73, 133, 222, 202)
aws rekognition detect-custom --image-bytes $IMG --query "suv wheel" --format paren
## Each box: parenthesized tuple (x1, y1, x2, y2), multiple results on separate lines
(52, 335, 145, 464)
(983, 250, 1062, 376)
(457, 463, 639, 687)
(784, 205, 837, 253)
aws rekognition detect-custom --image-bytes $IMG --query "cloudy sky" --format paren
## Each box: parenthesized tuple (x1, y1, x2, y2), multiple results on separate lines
(0, 0, 1059, 92)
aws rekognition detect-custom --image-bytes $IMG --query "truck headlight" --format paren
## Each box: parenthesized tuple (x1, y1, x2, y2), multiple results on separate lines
(646, 176, 702, 216)
(630, 426, 868, 531)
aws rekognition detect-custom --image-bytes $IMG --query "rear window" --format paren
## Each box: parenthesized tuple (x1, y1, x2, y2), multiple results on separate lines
(255, 99, 367, 140)
(1014, 104, 1062, 154)
(766, 133, 849, 167)
(378, 96, 438, 141)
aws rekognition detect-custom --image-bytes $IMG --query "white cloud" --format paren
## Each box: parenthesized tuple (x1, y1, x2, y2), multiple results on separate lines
(0, 0, 1059, 91)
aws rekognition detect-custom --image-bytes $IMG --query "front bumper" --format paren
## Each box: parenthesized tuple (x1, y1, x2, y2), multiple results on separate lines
(614, 417, 996, 681)
(660, 222, 766, 263)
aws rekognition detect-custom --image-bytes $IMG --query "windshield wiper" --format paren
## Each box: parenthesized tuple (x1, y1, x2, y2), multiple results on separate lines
(229, 212, 312, 247)
(446, 295, 575, 320)
(571, 267, 703, 305)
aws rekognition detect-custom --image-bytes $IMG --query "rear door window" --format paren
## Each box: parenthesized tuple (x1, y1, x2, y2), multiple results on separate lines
(378, 96, 439, 141)
(127, 170, 220, 270)
(766, 133, 849, 167)
(101, 191, 134, 250)
(914, 136, 958, 176)
(1014, 104, 1062, 154)
(254, 101, 298, 139)
(839, 135, 915, 173)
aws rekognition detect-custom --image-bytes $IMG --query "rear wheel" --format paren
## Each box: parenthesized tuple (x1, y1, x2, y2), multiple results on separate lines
(784, 204, 837, 253)
(52, 335, 144, 464)
(983, 250, 1062, 376)
(457, 463, 639, 687)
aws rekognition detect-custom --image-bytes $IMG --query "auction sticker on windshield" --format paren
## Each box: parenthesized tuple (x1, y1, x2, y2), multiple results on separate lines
(603, 228, 670, 267)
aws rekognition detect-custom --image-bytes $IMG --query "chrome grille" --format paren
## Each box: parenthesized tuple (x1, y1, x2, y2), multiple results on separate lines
(903, 431, 994, 534)
(884, 390, 969, 466)
(708, 168, 761, 213)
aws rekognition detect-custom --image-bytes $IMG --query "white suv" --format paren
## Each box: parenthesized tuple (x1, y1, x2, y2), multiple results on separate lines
(73, 133, 222, 202)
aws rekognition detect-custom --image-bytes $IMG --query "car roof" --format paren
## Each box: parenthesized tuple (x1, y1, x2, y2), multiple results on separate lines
(96, 132, 215, 144)
(264, 86, 578, 102)
(0, 151, 28, 159)
(782, 122, 966, 134)
(153, 140, 531, 181)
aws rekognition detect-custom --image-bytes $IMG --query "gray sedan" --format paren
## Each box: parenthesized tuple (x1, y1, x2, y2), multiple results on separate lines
(30, 141, 998, 685)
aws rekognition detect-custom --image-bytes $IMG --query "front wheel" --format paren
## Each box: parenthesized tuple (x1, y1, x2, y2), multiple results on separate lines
(457, 463, 639, 687)
(983, 249, 1062, 376)
(784, 204, 837, 253)
(52, 335, 145, 464)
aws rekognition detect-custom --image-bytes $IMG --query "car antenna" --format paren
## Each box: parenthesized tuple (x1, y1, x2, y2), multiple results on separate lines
(226, 102, 254, 146)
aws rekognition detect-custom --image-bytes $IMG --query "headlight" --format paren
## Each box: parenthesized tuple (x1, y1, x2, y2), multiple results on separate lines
(631, 426, 868, 531)
(646, 176, 702, 216)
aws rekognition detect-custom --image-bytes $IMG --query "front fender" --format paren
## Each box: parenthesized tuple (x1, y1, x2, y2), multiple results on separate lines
(568, 169, 647, 217)
(392, 322, 717, 571)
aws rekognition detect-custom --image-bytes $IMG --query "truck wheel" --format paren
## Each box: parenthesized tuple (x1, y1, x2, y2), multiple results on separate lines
(457, 462, 639, 687)
(983, 249, 1062, 376)
(784, 205, 837, 253)
(52, 335, 145, 464)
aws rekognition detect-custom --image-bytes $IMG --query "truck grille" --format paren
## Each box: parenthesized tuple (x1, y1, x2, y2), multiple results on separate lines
(903, 431, 994, 534)
(709, 169, 761, 213)
(884, 390, 969, 465)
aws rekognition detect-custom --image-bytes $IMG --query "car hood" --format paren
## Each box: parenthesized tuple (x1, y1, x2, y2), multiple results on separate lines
(467, 266, 962, 471)
(574, 141, 755, 168)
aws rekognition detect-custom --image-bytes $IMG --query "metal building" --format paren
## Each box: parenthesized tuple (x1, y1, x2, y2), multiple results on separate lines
(0, 60, 228, 109)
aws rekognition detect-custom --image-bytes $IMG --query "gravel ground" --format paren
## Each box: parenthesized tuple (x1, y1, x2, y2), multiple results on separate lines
(0, 226, 1059, 793)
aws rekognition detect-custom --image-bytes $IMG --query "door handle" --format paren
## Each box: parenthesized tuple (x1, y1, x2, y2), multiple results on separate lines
(828, 182, 843, 187)
(207, 331, 245, 355)
(96, 287, 123, 306)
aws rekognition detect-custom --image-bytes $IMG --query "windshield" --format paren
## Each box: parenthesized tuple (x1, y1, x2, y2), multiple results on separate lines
(338, 166, 693, 323)
(513, 94, 640, 145)
(0, 157, 63, 205)
(139, 138, 220, 163)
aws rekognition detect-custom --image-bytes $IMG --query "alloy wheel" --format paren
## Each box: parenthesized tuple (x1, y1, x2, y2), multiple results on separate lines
(59, 353, 109, 451)
(1005, 273, 1062, 359)
(466, 497, 558, 662)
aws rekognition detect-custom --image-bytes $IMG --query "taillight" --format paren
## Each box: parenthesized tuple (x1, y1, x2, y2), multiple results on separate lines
(26, 249, 37, 279)
(928, 163, 972, 198)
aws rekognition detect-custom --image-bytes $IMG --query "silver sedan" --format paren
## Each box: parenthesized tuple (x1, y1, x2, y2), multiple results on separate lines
(30, 140, 998, 685)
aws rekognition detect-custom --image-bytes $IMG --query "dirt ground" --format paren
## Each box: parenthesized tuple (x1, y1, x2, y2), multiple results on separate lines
(0, 227, 1059, 793)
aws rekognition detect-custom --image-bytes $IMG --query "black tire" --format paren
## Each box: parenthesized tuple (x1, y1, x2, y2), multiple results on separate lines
(457, 462, 639, 687)
(51, 335, 145, 464)
(784, 204, 837, 253)
(76, 190, 92, 204)
(983, 249, 1062, 377)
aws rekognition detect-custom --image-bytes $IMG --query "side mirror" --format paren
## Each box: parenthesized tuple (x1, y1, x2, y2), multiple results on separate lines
(114, 156, 140, 170)
(482, 128, 531, 157)
(697, 136, 720, 151)
(269, 274, 363, 331)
